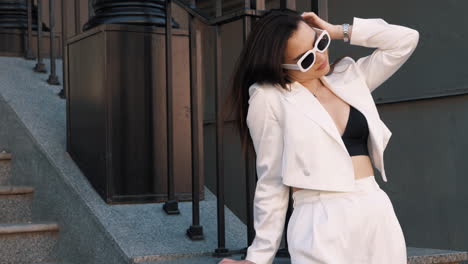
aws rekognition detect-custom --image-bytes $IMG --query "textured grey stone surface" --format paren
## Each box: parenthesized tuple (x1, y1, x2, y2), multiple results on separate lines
(0, 192, 33, 223)
(407, 246, 468, 264)
(0, 229, 58, 264)
(0, 185, 34, 194)
(32, 262, 73, 264)
(135, 247, 468, 264)
(0, 222, 59, 234)
(0, 159, 11, 185)
(0, 56, 247, 263)
(0, 92, 131, 264)
(138, 254, 292, 264)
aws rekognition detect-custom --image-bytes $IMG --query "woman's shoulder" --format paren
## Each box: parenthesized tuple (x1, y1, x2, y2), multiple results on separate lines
(248, 82, 286, 120)
(329, 56, 357, 73)
(248, 82, 286, 101)
(325, 56, 366, 84)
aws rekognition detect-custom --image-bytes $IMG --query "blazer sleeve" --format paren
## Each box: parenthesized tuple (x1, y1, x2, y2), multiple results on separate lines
(349, 16, 420, 92)
(244, 86, 290, 264)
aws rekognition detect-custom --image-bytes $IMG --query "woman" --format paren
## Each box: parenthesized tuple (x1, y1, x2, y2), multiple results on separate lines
(220, 8, 419, 264)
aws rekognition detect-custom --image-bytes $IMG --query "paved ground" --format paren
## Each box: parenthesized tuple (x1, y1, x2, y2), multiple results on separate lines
(0, 56, 247, 262)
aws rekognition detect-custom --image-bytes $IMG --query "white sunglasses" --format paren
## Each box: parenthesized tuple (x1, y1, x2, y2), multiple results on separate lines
(281, 28, 331, 72)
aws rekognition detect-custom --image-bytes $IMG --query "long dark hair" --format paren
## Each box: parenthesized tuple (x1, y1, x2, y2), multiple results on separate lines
(222, 8, 347, 159)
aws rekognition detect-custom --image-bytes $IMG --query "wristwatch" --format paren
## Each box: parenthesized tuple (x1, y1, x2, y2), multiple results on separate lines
(343, 23, 350, 42)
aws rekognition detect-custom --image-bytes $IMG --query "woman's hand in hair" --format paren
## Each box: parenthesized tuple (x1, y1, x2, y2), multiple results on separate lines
(217, 258, 256, 264)
(301, 11, 343, 40)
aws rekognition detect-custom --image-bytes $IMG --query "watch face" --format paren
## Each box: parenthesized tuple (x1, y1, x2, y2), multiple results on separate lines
(343, 24, 349, 41)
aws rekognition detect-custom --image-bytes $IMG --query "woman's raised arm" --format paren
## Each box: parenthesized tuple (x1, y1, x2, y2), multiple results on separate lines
(347, 17, 419, 92)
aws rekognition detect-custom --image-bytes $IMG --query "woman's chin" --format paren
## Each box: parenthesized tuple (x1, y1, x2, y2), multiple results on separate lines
(319, 64, 331, 76)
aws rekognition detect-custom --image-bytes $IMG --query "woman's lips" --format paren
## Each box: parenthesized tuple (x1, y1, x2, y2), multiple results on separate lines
(316, 60, 327, 70)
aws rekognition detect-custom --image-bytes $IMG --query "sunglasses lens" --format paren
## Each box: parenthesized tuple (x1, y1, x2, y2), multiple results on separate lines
(300, 52, 315, 69)
(317, 34, 330, 51)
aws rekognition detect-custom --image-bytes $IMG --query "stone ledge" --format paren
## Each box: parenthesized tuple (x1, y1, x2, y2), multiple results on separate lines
(408, 246, 468, 264)
(0, 185, 34, 195)
(0, 222, 59, 234)
(0, 150, 11, 160)
(135, 247, 468, 264)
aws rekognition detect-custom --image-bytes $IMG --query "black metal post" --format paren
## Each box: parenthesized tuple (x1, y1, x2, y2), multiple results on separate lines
(34, 0, 46, 73)
(58, 0, 67, 98)
(25, 0, 35, 59)
(241, 13, 255, 259)
(47, 0, 60, 85)
(186, 13, 204, 240)
(74, 0, 80, 34)
(286, 0, 296, 10)
(213, 0, 230, 258)
(317, 0, 327, 21)
(162, 0, 180, 215)
(311, 0, 318, 13)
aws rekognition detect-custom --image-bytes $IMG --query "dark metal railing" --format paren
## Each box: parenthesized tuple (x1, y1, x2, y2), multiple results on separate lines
(186, 10, 204, 241)
(17, 0, 311, 261)
(25, 0, 34, 59)
(23, 0, 61, 90)
(46, 0, 59, 85)
(58, 0, 68, 98)
(162, 0, 180, 215)
(213, 0, 228, 256)
(32, 0, 46, 73)
(242, 11, 256, 256)
(160, 0, 301, 261)
(173, 0, 300, 260)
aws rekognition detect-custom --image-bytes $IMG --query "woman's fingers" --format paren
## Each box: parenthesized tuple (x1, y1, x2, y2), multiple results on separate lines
(218, 258, 255, 264)
(301, 11, 317, 17)
(218, 258, 234, 263)
(217, 258, 241, 264)
(301, 12, 324, 29)
(301, 11, 320, 21)
(301, 11, 340, 39)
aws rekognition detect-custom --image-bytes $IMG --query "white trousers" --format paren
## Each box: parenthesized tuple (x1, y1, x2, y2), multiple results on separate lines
(287, 176, 407, 264)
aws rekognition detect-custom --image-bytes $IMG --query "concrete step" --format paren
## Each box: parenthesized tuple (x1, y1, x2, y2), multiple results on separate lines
(407, 246, 468, 264)
(0, 222, 60, 264)
(135, 247, 468, 264)
(0, 150, 12, 185)
(134, 254, 289, 264)
(0, 185, 34, 223)
(32, 262, 72, 264)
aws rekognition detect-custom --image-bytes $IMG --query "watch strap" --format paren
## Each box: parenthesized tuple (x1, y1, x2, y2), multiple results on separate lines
(343, 23, 350, 42)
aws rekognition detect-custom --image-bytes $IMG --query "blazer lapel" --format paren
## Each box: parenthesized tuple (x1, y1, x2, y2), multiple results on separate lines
(283, 80, 347, 152)
(282, 76, 383, 160)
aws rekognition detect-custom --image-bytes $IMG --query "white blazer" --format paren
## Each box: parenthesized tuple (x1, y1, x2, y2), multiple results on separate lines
(244, 17, 419, 264)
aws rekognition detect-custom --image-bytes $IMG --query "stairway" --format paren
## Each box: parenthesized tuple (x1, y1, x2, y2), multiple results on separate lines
(134, 247, 468, 264)
(0, 150, 62, 264)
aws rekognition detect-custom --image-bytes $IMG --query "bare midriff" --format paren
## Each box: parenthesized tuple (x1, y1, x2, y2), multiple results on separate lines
(291, 155, 375, 194)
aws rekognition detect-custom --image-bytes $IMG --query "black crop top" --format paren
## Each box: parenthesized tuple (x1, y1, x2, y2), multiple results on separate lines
(341, 105, 370, 156)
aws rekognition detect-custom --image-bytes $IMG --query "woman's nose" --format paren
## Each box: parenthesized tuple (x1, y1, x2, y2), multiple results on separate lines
(314, 53, 327, 67)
